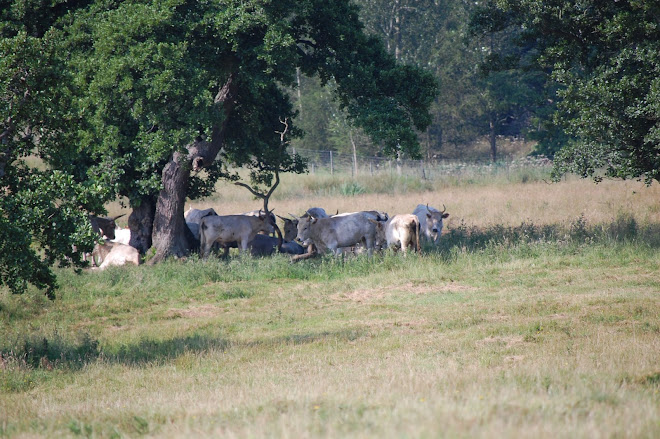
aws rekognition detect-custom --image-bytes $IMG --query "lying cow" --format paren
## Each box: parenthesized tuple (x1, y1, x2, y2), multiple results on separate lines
(295, 212, 379, 257)
(111, 228, 131, 245)
(370, 214, 421, 254)
(412, 204, 449, 245)
(277, 215, 299, 241)
(199, 211, 274, 258)
(248, 234, 305, 257)
(91, 241, 140, 270)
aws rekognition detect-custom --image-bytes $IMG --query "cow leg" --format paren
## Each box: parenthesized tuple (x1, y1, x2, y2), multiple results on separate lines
(364, 237, 375, 257)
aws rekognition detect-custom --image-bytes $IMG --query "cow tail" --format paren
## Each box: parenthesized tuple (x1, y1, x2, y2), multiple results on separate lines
(415, 217, 421, 254)
(199, 219, 207, 256)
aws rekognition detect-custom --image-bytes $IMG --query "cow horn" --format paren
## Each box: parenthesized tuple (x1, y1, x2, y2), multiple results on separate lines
(426, 203, 430, 212)
(440, 204, 447, 214)
(112, 214, 126, 220)
(276, 214, 290, 222)
(289, 213, 300, 220)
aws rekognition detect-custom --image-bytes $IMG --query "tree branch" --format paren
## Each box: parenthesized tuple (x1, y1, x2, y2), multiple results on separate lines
(234, 181, 265, 200)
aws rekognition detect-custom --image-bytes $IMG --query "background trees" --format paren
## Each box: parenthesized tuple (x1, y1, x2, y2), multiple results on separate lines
(469, 0, 660, 183)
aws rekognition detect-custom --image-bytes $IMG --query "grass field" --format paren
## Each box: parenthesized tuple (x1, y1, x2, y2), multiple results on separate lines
(2, 171, 660, 438)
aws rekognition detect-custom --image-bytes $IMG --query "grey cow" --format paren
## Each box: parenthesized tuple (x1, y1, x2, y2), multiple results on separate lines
(295, 212, 379, 256)
(199, 212, 274, 258)
(412, 204, 449, 245)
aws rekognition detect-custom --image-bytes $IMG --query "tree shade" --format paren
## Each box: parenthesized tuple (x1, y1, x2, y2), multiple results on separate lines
(1, 0, 438, 295)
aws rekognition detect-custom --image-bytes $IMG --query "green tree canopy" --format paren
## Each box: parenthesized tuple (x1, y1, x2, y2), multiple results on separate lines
(477, 0, 660, 183)
(1, 0, 439, 294)
(1, 1, 108, 297)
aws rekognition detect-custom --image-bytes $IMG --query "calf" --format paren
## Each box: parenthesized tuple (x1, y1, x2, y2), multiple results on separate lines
(370, 214, 421, 254)
(248, 234, 305, 257)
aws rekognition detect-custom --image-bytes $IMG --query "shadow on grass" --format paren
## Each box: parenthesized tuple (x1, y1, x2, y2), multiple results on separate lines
(1, 327, 365, 376)
(429, 215, 660, 259)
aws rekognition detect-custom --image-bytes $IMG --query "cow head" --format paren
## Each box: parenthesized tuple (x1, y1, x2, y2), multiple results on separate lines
(295, 215, 316, 246)
(424, 204, 449, 243)
(90, 214, 126, 240)
(368, 219, 387, 249)
(257, 210, 276, 234)
(277, 215, 298, 241)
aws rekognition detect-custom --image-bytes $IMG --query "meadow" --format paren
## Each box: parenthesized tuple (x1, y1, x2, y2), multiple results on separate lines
(1, 165, 660, 438)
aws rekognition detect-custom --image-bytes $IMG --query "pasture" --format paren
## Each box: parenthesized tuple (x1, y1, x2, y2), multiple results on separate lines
(2, 168, 660, 438)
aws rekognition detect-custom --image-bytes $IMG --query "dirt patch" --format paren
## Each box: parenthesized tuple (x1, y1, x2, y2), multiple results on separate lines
(331, 288, 387, 303)
(165, 304, 221, 319)
(478, 335, 526, 348)
(331, 282, 476, 303)
(398, 282, 476, 295)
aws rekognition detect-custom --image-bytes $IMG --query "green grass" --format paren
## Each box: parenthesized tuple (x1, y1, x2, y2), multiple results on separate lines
(2, 216, 660, 437)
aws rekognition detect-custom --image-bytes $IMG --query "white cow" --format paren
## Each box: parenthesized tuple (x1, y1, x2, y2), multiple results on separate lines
(199, 212, 274, 258)
(92, 241, 140, 270)
(370, 214, 421, 254)
(295, 212, 379, 256)
(184, 207, 218, 224)
(111, 228, 131, 245)
(412, 204, 449, 245)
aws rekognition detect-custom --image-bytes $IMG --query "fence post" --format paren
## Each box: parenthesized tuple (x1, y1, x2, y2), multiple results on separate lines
(330, 150, 333, 175)
(370, 161, 373, 176)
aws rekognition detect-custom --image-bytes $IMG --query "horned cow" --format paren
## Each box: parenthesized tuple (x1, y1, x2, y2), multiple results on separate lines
(412, 204, 449, 245)
(199, 212, 274, 258)
(295, 212, 379, 256)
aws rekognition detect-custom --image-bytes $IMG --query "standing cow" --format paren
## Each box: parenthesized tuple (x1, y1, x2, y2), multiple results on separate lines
(295, 212, 379, 256)
(412, 204, 449, 245)
(369, 214, 421, 254)
(199, 211, 274, 258)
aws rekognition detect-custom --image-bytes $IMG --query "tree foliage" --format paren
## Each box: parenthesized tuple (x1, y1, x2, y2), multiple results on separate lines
(475, 0, 660, 183)
(1, 0, 439, 294)
(1, 1, 108, 297)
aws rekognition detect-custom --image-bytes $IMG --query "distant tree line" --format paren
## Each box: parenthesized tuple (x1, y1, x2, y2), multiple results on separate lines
(293, 0, 660, 182)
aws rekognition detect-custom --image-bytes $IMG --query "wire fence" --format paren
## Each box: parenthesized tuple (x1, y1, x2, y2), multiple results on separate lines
(289, 147, 553, 179)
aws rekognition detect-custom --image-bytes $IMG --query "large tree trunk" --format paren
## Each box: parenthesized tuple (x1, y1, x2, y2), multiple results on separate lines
(150, 73, 238, 263)
(128, 196, 156, 254)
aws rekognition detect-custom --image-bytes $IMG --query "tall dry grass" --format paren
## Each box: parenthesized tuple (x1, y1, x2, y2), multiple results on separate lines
(172, 177, 659, 232)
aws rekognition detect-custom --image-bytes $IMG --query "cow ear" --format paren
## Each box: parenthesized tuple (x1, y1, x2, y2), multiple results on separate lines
(427, 213, 432, 219)
(442, 213, 449, 218)
(311, 218, 318, 224)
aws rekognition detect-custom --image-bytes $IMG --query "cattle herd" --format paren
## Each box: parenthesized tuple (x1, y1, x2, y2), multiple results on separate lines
(89, 204, 449, 269)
